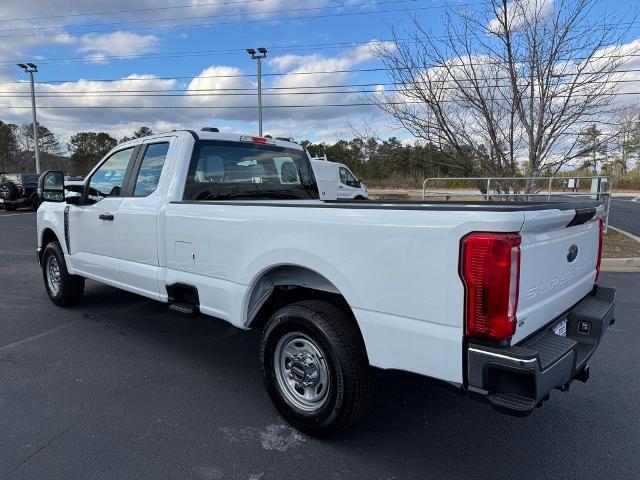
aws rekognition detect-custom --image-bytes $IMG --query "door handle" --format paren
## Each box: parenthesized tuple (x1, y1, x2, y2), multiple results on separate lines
(99, 212, 114, 221)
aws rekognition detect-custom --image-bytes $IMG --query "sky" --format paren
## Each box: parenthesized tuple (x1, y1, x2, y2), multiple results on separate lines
(0, 0, 638, 149)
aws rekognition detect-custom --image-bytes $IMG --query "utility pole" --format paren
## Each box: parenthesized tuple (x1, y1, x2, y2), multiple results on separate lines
(246, 48, 267, 137)
(17, 63, 40, 174)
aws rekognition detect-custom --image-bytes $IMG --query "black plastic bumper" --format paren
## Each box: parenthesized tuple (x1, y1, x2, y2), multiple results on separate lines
(467, 286, 616, 413)
(0, 197, 31, 207)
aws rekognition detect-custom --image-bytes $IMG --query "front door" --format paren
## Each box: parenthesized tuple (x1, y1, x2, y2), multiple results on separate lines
(68, 146, 138, 282)
(338, 166, 358, 199)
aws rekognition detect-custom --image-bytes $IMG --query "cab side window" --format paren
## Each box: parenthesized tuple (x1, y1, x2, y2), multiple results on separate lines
(88, 147, 135, 202)
(133, 143, 169, 197)
(339, 166, 356, 186)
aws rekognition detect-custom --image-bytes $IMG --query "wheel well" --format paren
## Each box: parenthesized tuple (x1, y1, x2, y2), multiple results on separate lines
(39, 228, 60, 263)
(246, 265, 358, 331)
(41, 228, 59, 248)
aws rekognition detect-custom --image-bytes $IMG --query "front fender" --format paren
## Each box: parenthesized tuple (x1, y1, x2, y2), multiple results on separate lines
(38, 203, 69, 253)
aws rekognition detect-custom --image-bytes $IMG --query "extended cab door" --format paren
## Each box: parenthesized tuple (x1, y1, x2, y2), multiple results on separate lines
(68, 145, 139, 281)
(115, 139, 172, 298)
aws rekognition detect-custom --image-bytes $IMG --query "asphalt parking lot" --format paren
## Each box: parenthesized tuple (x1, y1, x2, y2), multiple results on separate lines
(1, 209, 639, 480)
(609, 198, 640, 237)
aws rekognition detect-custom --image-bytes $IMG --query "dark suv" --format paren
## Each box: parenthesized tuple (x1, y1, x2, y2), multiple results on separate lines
(0, 173, 41, 211)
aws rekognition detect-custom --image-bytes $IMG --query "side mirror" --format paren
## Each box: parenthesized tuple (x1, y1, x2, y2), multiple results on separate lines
(38, 170, 65, 202)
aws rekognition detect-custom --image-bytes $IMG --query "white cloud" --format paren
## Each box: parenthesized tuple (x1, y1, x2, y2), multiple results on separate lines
(0, 42, 392, 144)
(488, 0, 554, 34)
(78, 32, 158, 61)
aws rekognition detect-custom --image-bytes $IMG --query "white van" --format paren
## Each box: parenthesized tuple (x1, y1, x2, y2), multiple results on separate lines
(310, 156, 368, 200)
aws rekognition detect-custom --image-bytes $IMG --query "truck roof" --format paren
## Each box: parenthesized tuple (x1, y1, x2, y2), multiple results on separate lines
(118, 129, 305, 151)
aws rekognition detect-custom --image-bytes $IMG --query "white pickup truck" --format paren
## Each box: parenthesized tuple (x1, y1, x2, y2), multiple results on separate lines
(37, 129, 615, 435)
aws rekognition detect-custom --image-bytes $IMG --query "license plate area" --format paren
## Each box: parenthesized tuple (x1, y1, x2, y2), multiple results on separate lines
(552, 318, 567, 337)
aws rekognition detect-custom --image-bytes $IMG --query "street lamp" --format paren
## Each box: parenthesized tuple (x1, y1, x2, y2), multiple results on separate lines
(246, 47, 267, 137)
(17, 63, 40, 174)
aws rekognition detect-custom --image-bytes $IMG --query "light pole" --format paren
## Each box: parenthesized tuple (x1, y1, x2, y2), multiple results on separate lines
(17, 63, 40, 174)
(246, 48, 267, 137)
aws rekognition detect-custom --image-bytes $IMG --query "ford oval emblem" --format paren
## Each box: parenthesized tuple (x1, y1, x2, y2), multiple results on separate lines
(567, 244, 579, 263)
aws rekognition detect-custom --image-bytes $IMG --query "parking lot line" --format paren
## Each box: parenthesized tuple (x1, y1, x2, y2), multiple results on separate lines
(0, 320, 80, 352)
(0, 212, 36, 217)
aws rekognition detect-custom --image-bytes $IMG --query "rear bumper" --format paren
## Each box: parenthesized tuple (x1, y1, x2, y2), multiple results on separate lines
(466, 285, 615, 413)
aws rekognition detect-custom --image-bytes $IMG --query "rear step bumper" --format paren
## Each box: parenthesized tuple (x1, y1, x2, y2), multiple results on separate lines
(466, 285, 616, 414)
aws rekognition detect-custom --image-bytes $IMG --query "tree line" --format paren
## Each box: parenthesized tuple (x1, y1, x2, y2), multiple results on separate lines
(0, 122, 154, 176)
(1, 117, 640, 189)
(302, 117, 640, 189)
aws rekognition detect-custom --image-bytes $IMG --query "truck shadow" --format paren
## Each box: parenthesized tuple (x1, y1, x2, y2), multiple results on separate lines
(75, 281, 619, 479)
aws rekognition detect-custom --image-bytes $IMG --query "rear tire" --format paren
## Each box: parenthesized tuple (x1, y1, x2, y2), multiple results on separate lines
(260, 300, 372, 436)
(42, 241, 85, 306)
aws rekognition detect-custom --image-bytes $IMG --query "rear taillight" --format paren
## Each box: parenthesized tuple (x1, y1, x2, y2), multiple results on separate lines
(460, 232, 521, 342)
(595, 217, 604, 281)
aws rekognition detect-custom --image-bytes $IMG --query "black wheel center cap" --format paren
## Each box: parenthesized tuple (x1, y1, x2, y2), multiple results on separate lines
(289, 353, 319, 387)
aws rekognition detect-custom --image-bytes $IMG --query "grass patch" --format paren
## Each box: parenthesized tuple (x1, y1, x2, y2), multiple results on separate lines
(603, 228, 640, 259)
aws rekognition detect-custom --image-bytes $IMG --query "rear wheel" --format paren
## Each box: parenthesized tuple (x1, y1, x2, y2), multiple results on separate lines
(260, 300, 372, 436)
(42, 241, 84, 306)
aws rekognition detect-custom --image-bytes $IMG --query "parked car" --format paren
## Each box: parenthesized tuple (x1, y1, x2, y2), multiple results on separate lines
(36, 129, 614, 436)
(0, 173, 41, 211)
(311, 156, 368, 200)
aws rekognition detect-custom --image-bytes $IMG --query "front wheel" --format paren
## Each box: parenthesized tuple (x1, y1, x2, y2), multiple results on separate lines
(260, 300, 372, 436)
(42, 241, 85, 306)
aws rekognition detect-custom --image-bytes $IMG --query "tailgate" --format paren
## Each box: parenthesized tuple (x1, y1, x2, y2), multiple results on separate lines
(513, 208, 601, 343)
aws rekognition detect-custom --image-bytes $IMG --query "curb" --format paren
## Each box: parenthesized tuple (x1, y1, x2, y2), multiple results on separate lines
(602, 226, 640, 272)
(608, 225, 640, 243)
(601, 257, 640, 272)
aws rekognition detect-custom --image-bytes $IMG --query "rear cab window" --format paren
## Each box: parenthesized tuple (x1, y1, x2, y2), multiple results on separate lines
(183, 140, 318, 201)
(133, 142, 169, 197)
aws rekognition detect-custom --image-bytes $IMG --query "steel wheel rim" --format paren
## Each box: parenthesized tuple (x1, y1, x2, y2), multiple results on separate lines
(0, 185, 8, 198)
(274, 332, 331, 412)
(46, 255, 61, 296)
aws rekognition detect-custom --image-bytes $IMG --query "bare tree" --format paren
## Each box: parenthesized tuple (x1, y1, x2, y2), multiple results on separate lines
(611, 106, 640, 175)
(373, 0, 638, 191)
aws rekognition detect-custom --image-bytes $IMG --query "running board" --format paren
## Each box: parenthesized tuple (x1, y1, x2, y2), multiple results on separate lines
(169, 303, 199, 316)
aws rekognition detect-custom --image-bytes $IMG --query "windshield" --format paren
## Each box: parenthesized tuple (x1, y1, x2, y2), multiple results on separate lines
(183, 140, 319, 201)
